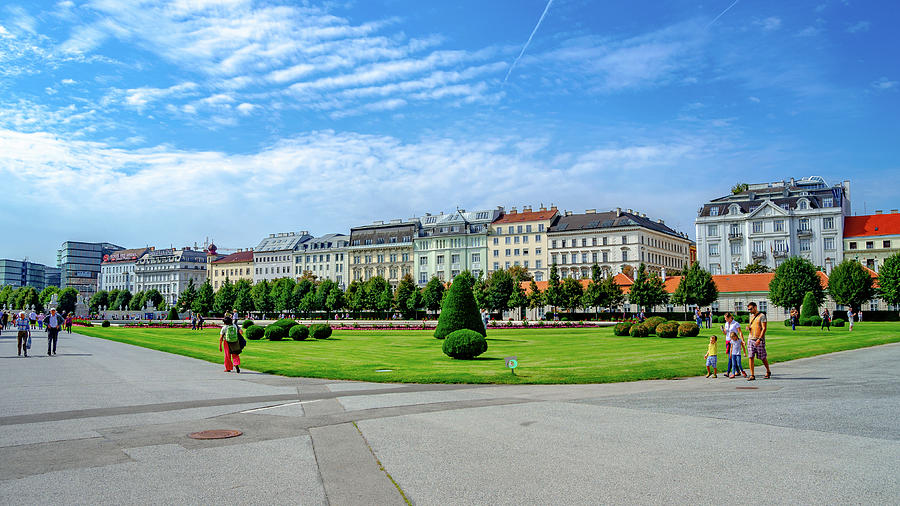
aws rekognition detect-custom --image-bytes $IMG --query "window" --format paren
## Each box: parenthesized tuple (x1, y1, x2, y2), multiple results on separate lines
(535, 260, 542, 269)
(451, 254, 460, 264)
(798, 200, 808, 210)
(849, 242, 857, 250)
(437, 255, 444, 264)
(514, 236, 520, 244)
(514, 249, 520, 256)
(535, 271, 543, 281)
(507, 226, 514, 234)
(523, 236, 529, 244)
(774, 239, 787, 252)
(823, 197, 833, 207)
(730, 224, 740, 236)
(592, 252, 598, 263)
(419, 256, 427, 265)
(472, 253, 480, 263)
(799, 239, 811, 252)
(602, 251, 609, 262)
(731, 243, 741, 255)
(493, 262, 499, 270)
(823, 217, 834, 229)
(419, 272, 427, 284)
(759, 301, 768, 313)
(493, 250, 499, 257)
(517, 225, 523, 233)
(866, 241, 874, 249)
(505, 237, 511, 245)
(493, 237, 499, 245)
(505, 262, 511, 269)
(561, 254, 568, 264)
(707, 225, 718, 237)
(535, 234, 542, 242)
(752, 221, 763, 233)
(710, 207, 719, 216)
(505, 249, 511, 256)
(622, 235, 628, 245)
(526, 225, 532, 233)
(582, 253, 588, 263)
(523, 249, 529, 256)
(884, 240, 892, 248)
(708, 243, 719, 256)
(710, 263, 721, 275)
(538, 224, 545, 232)
(622, 250, 628, 261)
(869, 299, 879, 312)
(774, 220, 784, 232)
(524, 260, 529, 268)
(824, 238, 835, 250)
(581, 238, 587, 247)
(535, 248, 541, 256)
(734, 301, 743, 313)
(799, 218, 810, 231)
(551, 240, 557, 248)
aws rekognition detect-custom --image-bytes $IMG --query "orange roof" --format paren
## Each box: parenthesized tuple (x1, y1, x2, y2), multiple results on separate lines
(212, 251, 254, 264)
(494, 209, 558, 224)
(844, 214, 900, 238)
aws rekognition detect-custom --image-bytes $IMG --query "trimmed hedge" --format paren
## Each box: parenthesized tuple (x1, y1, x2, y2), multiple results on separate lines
(434, 273, 485, 339)
(810, 316, 823, 326)
(289, 324, 310, 341)
(442, 329, 488, 359)
(242, 319, 254, 329)
(784, 319, 792, 327)
(799, 317, 812, 326)
(167, 307, 179, 320)
(832, 318, 845, 327)
(643, 316, 667, 334)
(264, 325, 287, 341)
(656, 322, 679, 338)
(101, 320, 111, 327)
(272, 318, 299, 330)
(613, 322, 633, 336)
(678, 321, 700, 337)
(310, 324, 332, 340)
(245, 325, 265, 340)
(629, 324, 649, 337)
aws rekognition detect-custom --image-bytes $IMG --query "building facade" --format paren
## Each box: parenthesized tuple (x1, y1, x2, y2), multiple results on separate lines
(695, 176, 850, 275)
(487, 206, 557, 282)
(843, 211, 900, 272)
(57, 241, 125, 296)
(253, 232, 312, 283)
(293, 234, 350, 288)
(548, 208, 692, 279)
(349, 220, 418, 288)
(209, 250, 254, 290)
(0, 259, 59, 290)
(99, 248, 152, 292)
(414, 209, 498, 285)
(133, 247, 208, 305)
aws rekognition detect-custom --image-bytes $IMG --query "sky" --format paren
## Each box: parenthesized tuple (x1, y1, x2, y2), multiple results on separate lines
(1, 0, 898, 266)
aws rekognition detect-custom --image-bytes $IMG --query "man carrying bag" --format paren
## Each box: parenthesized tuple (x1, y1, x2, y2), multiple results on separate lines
(45, 308, 63, 356)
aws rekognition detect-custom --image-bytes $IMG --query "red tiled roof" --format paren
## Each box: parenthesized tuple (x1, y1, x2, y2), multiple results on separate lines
(212, 251, 254, 264)
(844, 214, 900, 238)
(494, 209, 558, 224)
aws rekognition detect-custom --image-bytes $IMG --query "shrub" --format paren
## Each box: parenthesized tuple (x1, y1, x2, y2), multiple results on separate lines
(272, 318, 299, 330)
(810, 316, 823, 326)
(289, 324, 310, 341)
(310, 324, 332, 340)
(264, 325, 287, 341)
(434, 273, 485, 339)
(246, 325, 265, 340)
(629, 324, 649, 337)
(167, 307, 179, 320)
(832, 318, 845, 327)
(613, 322, 633, 336)
(101, 320, 111, 328)
(656, 322, 679, 338)
(678, 321, 700, 337)
(643, 316, 667, 333)
(799, 317, 812, 326)
(442, 329, 488, 359)
(717, 315, 726, 324)
(242, 319, 254, 329)
(800, 291, 819, 320)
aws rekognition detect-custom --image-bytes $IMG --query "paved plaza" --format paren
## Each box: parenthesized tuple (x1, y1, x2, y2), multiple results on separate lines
(0, 330, 898, 505)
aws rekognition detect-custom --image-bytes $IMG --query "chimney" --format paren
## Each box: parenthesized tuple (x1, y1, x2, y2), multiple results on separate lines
(390, 219, 401, 224)
(875, 210, 883, 215)
(626, 209, 633, 214)
(539, 203, 546, 211)
(550, 205, 557, 211)
(790, 177, 795, 186)
(657, 219, 665, 224)
(497, 206, 504, 211)
(891, 209, 899, 214)
(641, 213, 647, 218)
(565, 211, 573, 216)
(301, 230, 309, 235)
(510, 207, 517, 214)
(616, 207, 621, 217)
(523, 205, 532, 212)
(585, 209, 596, 214)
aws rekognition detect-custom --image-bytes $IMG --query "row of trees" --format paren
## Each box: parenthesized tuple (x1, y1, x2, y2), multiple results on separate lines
(0, 285, 79, 314)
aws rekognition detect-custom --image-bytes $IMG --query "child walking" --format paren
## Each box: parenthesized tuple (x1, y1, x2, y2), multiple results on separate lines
(704, 335, 718, 378)
(728, 331, 747, 378)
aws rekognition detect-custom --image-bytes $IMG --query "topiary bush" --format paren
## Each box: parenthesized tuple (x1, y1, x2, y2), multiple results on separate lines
(643, 316, 666, 333)
(289, 324, 310, 341)
(810, 315, 823, 326)
(310, 324, 332, 340)
(245, 325, 265, 340)
(272, 318, 299, 330)
(656, 322, 679, 338)
(784, 319, 792, 327)
(799, 317, 812, 326)
(800, 291, 819, 321)
(613, 322, 633, 336)
(442, 329, 488, 359)
(102, 320, 111, 327)
(264, 324, 287, 341)
(167, 307, 179, 320)
(715, 315, 726, 324)
(434, 273, 485, 339)
(678, 321, 700, 337)
(242, 319, 254, 329)
(629, 324, 650, 337)
(832, 318, 845, 327)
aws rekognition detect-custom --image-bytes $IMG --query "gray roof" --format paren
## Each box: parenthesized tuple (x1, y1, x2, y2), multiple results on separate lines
(549, 211, 683, 238)
(298, 233, 349, 251)
(254, 232, 312, 253)
(699, 186, 842, 217)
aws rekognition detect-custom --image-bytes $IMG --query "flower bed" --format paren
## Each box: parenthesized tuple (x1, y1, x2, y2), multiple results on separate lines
(123, 322, 219, 329)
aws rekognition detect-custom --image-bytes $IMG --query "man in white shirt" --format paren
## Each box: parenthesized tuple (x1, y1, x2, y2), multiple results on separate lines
(45, 308, 63, 356)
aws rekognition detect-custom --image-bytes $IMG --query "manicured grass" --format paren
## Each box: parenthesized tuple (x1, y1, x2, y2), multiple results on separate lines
(75, 322, 900, 384)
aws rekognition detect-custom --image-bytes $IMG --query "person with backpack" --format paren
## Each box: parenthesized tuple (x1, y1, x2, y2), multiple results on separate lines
(219, 316, 244, 373)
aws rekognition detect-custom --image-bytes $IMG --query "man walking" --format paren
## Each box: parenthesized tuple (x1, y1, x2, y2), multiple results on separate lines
(16, 312, 30, 357)
(746, 302, 771, 380)
(45, 308, 63, 356)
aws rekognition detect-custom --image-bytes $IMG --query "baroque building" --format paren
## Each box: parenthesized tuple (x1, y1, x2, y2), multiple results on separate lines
(293, 233, 350, 288)
(133, 247, 207, 305)
(349, 220, 418, 288)
(100, 247, 152, 292)
(414, 209, 498, 285)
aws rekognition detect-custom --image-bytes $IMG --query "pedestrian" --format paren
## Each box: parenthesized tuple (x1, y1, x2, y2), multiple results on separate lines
(847, 308, 854, 332)
(695, 307, 703, 328)
(481, 309, 489, 330)
(45, 308, 62, 356)
(789, 308, 798, 331)
(857, 309, 863, 323)
(721, 312, 744, 377)
(0, 310, 6, 334)
(706, 309, 713, 328)
(29, 309, 37, 329)
(704, 335, 718, 378)
(727, 331, 747, 378)
(197, 314, 204, 330)
(821, 308, 831, 331)
(16, 312, 31, 357)
(64, 312, 73, 334)
(37, 312, 45, 331)
(639, 309, 645, 323)
(191, 314, 197, 330)
(219, 316, 242, 373)
(746, 302, 771, 380)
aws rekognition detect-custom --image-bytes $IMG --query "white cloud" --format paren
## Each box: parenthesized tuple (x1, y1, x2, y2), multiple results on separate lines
(61, 78, 76, 84)
(105, 82, 200, 112)
(236, 103, 255, 115)
(846, 21, 870, 33)
(757, 17, 782, 31)
(748, 96, 761, 103)
(872, 77, 898, 91)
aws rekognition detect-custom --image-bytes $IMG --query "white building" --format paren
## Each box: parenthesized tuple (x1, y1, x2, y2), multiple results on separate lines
(695, 176, 850, 275)
(99, 248, 151, 292)
(548, 208, 692, 279)
(254, 231, 312, 283)
(133, 247, 208, 305)
(293, 233, 350, 288)
(414, 209, 498, 285)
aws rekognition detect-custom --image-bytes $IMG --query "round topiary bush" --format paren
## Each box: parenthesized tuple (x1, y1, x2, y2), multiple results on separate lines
(832, 318, 845, 327)
(656, 322, 679, 338)
(442, 329, 488, 359)
(629, 324, 649, 337)
(272, 318, 298, 330)
(678, 321, 700, 337)
(310, 324, 332, 340)
(434, 272, 485, 339)
(289, 324, 309, 341)
(613, 322, 633, 336)
(245, 325, 265, 340)
(102, 320, 111, 328)
(643, 316, 666, 333)
(242, 319, 254, 329)
(264, 324, 287, 341)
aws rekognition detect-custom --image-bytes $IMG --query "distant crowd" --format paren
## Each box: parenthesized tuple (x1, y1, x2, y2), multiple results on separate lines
(2, 309, 74, 357)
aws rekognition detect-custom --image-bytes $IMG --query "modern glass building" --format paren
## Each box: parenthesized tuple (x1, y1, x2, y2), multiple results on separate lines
(0, 259, 60, 290)
(57, 241, 124, 297)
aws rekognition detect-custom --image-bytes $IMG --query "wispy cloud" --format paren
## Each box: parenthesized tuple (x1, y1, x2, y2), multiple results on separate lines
(846, 21, 870, 33)
(872, 77, 898, 91)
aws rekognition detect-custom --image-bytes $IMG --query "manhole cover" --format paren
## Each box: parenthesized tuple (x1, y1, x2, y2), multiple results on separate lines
(736, 386, 759, 390)
(188, 429, 243, 440)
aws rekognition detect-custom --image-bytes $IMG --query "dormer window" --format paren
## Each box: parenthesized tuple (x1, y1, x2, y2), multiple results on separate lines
(710, 207, 719, 216)
(729, 204, 741, 215)
(798, 199, 809, 210)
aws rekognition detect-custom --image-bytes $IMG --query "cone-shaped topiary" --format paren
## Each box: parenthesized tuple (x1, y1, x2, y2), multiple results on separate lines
(434, 272, 486, 339)
(799, 291, 818, 320)
(289, 324, 309, 341)
(245, 325, 265, 340)
(442, 329, 488, 359)
(167, 307, 179, 321)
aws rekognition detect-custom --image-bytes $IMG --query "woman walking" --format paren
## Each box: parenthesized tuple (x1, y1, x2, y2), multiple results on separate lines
(821, 308, 831, 331)
(64, 313, 73, 334)
(219, 316, 243, 373)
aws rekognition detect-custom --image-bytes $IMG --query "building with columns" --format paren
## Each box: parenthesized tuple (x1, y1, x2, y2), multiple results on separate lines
(293, 234, 350, 288)
(695, 176, 850, 275)
(487, 205, 558, 282)
(253, 232, 312, 283)
(548, 208, 691, 279)
(414, 209, 498, 285)
(349, 219, 418, 288)
(99, 247, 152, 292)
(843, 211, 900, 272)
(133, 247, 208, 305)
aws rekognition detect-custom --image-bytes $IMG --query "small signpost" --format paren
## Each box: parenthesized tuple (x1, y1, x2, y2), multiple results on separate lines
(504, 356, 518, 376)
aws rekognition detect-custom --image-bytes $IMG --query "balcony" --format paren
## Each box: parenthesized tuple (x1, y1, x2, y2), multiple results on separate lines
(797, 229, 813, 237)
(728, 232, 743, 241)
(751, 251, 766, 260)
(773, 250, 789, 258)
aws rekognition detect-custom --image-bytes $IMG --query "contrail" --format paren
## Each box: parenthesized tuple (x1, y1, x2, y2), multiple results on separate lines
(503, 0, 554, 83)
(706, 0, 740, 28)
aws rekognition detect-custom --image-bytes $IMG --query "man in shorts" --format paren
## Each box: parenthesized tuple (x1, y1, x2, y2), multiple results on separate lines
(747, 302, 771, 380)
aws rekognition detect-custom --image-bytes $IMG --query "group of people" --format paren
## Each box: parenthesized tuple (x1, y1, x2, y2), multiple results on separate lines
(694, 308, 714, 328)
(788, 306, 863, 332)
(4, 308, 73, 357)
(704, 302, 771, 381)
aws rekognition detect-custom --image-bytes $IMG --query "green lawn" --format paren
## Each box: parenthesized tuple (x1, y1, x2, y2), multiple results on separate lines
(75, 322, 900, 384)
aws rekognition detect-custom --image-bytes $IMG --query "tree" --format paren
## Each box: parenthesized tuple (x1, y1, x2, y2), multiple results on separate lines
(395, 274, 419, 319)
(270, 278, 296, 313)
(434, 271, 486, 339)
(129, 291, 145, 311)
(879, 252, 900, 309)
(144, 289, 164, 310)
(671, 262, 719, 318)
(315, 280, 338, 314)
(298, 290, 318, 317)
(628, 263, 668, 311)
(601, 274, 625, 310)
(421, 276, 445, 317)
(192, 280, 214, 316)
(509, 280, 528, 320)
(250, 280, 273, 315)
(325, 285, 345, 317)
(17, 287, 42, 312)
(345, 281, 365, 317)
(560, 277, 584, 313)
(484, 269, 515, 314)
(40, 286, 60, 309)
(178, 279, 197, 312)
(472, 273, 488, 310)
(507, 264, 533, 282)
(768, 256, 824, 310)
(233, 279, 254, 314)
(89, 290, 109, 312)
(112, 290, 132, 311)
(292, 279, 314, 310)
(739, 261, 771, 274)
(731, 182, 749, 194)
(828, 260, 876, 312)
(106, 289, 121, 311)
(58, 287, 78, 314)
(0, 285, 12, 307)
(581, 279, 605, 318)
(527, 280, 544, 314)
(213, 278, 236, 316)
(363, 277, 393, 317)
(544, 263, 562, 311)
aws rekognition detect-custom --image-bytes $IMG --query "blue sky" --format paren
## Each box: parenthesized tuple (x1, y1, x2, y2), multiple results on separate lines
(1, 0, 898, 265)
